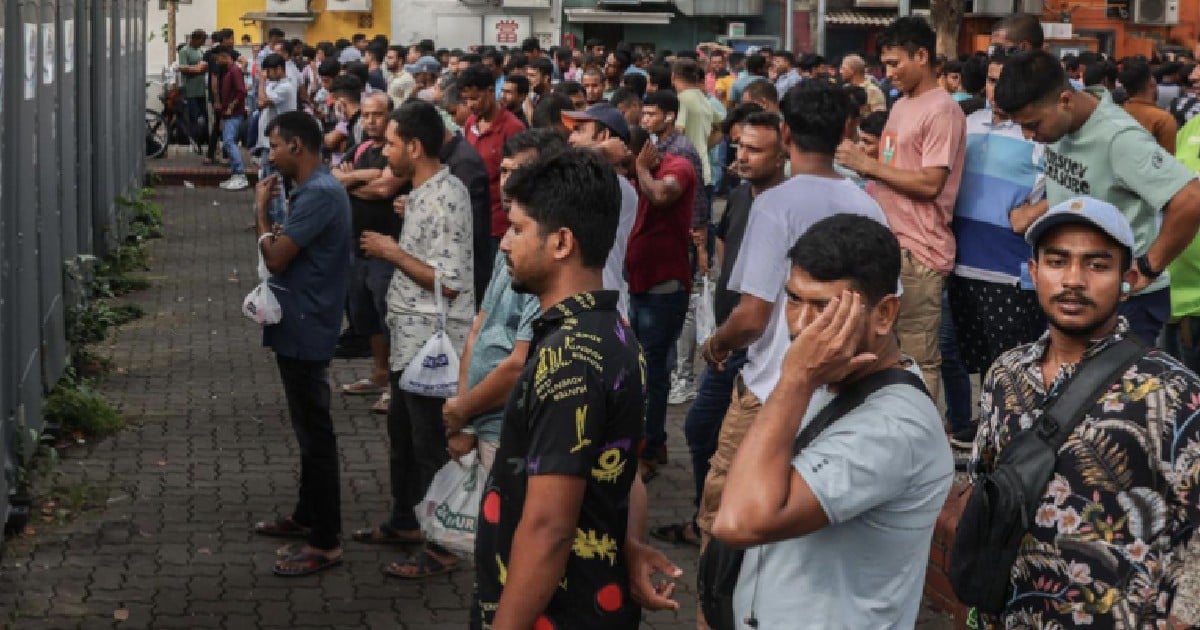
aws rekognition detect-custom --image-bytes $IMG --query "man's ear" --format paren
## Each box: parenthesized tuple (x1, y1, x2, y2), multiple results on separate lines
(873, 294, 901, 337)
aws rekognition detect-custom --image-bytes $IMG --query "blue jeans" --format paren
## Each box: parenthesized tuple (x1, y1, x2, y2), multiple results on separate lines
(683, 351, 747, 515)
(939, 290, 972, 432)
(629, 290, 690, 456)
(221, 114, 245, 175)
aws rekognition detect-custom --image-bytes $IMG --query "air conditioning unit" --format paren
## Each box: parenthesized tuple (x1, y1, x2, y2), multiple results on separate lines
(266, 0, 308, 12)
(1132, 0, 1179, 24)
(326, 0, 373, 11)
(965, 0, 1013, 15)
(854, 0, 897, 8)
(1019, 0, 1044, 13)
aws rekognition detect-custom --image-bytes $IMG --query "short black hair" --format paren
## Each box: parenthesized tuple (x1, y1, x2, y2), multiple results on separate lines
(859, 110, 888, 137)
(530, 57, 554, 79)
(507, 53, 529, 72)
(878, 16, 936, 62)
(533, 93, 574, 129)
(647, 65, 673, 92)
(1085, 59, 1118, 87)
(521, 37, 541, 53)
(458, 64, 496, 91)
(318, 59, 341, 78)
(261, 53, 285, 70)
(788, 214, 900, 305)
(676, 50, 699, 61)
(330, 75, 363, 101)
(621, 72, 647, 98)
(389, 100, 445, 157)
(961, 55, 988, 94)
(352, 33, 367, 43)
(642, 89, 679, 115)
(611, 49, 632, 70)
(335, 38, 351, 50)
(993, 13, 1045, 49)
(265, 111, 323, 154)
(722, 102, 766, 135)
(317, 41, 336, 58)
(994, 50, 1071, 114)
(609, 87, 641, 108)
(742, 111, 783, 136)
(774, 50, 796, 65)
(555, 48, 572, 63)
(672, 59, 705, 84)
(1118, 56, 1153, 94)
(503, 128, 568, 159)
(553, 80, 585, 98)
(586, 37, 605, 49)
(744, 79, 779, 103)
(268, 28, 286, 39)
(503, 149, 621, 269)
(388, 44, 407, 59)
(844, 85, 868, 115)
(781, 79, 853, 154)
(505, 73, 530, 95)
(418, 39, 436, 55)
(367, 43, 387, 62)
(746, 54, 768, 76)
(344, 60, 369, 86)
(462, 53, 482, 65)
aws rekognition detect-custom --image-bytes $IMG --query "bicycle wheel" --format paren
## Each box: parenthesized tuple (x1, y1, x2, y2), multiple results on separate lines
(145, 109, 169, 159)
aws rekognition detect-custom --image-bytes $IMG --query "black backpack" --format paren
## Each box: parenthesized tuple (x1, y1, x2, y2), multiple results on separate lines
(949, 338, 1145, 614)
(697, 367, 930, 630)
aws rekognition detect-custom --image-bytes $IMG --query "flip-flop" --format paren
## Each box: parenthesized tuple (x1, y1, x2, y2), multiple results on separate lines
(273, 550, 343, 577)
(650, 522, 702, 547)
(254, 517, 311, 539)
(384, 548, 458, 579)
(372, 391, 391, 415)
(342, 378, 385, 395)
(351, 526, 423, 545)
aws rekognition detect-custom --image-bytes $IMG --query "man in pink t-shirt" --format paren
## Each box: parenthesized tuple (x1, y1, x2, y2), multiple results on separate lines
(835, 17, 966, 401)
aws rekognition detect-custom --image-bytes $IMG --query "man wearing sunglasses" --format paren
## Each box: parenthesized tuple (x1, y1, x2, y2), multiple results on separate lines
(989, 13, 1044, 56)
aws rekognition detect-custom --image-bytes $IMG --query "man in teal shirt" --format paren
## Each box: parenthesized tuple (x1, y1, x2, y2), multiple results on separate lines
(996, 50, 1200, 343)
(177, 29, 209, 142)
(382, 129, 554, 579)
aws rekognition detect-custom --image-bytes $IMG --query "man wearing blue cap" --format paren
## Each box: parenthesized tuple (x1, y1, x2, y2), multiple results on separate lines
(968, 196, 1200, 629)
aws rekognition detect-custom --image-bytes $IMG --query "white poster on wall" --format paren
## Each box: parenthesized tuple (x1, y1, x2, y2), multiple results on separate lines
(42, 22, 56, 85)
(483, 15, 531, 48)
(63, 20, 75, 74)
(105, 18, 111, 59)
(119, 17, 126, 58)
(25, 24, 38, 99)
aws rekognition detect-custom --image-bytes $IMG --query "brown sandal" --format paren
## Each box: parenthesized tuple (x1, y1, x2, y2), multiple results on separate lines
(254, 517, 310, 539)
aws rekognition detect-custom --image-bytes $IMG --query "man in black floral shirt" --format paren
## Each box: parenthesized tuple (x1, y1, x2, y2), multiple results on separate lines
(970, 197, 1200, 628)
(472, 149, 678, 629)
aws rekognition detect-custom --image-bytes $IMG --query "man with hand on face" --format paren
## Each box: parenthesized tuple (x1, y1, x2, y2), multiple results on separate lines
(472, 148, 681, 630)
(968, 198, 1200, 629)
(250, 112, 352, 578)
(713, 214, 953, 629)
(353, 102, 475, 575)
(332, 93, 408, 415)
(995, 50, 1200, 344)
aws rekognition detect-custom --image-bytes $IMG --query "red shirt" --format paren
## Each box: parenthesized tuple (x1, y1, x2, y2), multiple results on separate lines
(464, 108, 526, 238)
(626, 153, 697, 295)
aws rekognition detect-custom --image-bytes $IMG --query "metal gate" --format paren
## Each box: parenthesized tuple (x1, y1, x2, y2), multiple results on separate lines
(1, 0, 146, 536)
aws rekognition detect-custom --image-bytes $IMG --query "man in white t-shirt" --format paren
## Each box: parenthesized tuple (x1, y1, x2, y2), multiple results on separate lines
(713, 214, 953, 629)
(255, 54, 298, 225)
(697, 81, 888, 550)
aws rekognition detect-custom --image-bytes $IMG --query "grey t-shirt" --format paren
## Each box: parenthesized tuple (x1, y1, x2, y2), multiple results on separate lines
(732, 364, 954, 629)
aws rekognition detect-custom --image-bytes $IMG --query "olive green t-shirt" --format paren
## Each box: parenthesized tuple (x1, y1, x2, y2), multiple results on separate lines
(676, 87, 715, 186)
(1045, 86, 1197, 295)
(177, 46, 206, 99)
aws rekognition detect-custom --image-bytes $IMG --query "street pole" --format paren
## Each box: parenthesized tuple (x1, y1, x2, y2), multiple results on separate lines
(816, 0, 826, 54)
(898, 0, 911, 16)
(166, 0, 177, 68)
(785, 0, 794, 52)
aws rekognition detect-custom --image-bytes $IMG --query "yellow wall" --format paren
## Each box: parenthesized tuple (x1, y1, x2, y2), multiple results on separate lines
(217, 0, 392, 45)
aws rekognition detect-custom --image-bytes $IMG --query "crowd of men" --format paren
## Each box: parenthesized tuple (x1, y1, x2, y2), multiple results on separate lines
(200, 13, 1200, 630)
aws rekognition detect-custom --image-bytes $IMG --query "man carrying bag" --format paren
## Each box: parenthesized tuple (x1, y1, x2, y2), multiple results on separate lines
(954, 197, 1200, 628)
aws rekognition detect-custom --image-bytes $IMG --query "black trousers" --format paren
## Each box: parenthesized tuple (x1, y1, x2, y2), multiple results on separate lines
(386, 371, 448, 531)
(276, 355, 342, 550)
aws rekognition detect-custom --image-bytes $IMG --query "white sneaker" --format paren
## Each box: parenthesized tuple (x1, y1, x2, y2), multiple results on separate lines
(220, 174, 249, 190)
(668, 379, 697, 405)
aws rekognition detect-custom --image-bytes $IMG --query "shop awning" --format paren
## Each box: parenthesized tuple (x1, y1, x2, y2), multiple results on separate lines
(238, 12, 317, 23)
(824, 10, 896, 26)
(563, 8, 674, 24)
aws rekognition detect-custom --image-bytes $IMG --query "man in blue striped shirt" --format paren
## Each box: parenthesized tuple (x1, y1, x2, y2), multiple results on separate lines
(945, 53, 1048, 448)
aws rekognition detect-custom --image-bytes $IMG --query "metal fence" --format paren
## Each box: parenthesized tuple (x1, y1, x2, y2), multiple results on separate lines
(1, 0, 147, 533)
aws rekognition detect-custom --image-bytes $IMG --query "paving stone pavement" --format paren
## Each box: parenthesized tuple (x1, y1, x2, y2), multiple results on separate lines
(0, 185, 953, 629)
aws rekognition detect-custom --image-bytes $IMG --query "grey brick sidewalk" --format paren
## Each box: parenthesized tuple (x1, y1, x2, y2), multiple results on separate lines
(0, 185, 952, 629)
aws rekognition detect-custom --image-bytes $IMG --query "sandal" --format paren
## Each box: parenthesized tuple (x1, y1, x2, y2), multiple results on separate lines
(372, 390, 391, 415)
(351, 525, 423, 545)
(342, 378, 385, 395)
(650, 521, 701, 547)
(254, 517, 311, 539)
(384, 547, 458, 579)
(273, 550, 343, 577)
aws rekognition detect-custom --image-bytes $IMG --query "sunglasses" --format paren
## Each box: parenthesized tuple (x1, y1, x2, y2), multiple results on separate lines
(987, 44, 1022, 57)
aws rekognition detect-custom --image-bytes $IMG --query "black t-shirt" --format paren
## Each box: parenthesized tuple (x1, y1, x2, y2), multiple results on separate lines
(715, 182, 754, 325)
(473, 291, 644, 630)
(367, 68, 387, 92)
(439, 134, 493, 309)
(204, 47, 241, 102)
(347, 140, 405, 252)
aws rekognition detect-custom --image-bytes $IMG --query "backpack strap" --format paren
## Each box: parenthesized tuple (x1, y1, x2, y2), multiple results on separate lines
(793, 367, 931, 456)
(1034, 337, 1146, 454)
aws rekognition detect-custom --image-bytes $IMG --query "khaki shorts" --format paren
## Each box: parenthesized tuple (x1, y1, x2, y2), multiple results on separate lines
(696, 374, 763, 535)
(896, 251, 946, 401)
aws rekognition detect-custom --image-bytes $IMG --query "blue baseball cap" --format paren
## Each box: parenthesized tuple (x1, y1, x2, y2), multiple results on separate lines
(405, 56, 441, 76)
(1025, 197, 1135, 256)
(561, 102, 630, 142)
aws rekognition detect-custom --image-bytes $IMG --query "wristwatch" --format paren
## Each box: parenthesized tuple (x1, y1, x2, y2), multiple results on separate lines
(1136, 254, 1161, 280)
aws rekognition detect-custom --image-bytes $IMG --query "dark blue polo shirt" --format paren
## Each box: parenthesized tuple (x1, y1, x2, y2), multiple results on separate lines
(263, 165, 352, 361)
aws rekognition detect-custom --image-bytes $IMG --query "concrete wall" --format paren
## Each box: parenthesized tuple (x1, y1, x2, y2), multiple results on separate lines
(145, 0, 218, 79)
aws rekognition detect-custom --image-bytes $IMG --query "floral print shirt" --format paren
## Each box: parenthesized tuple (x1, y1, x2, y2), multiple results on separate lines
(385, 167, 475, 371)
(970, 318, 1200, 628)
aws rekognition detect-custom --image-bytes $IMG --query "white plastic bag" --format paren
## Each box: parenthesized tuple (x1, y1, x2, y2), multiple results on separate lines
(695, 276, 716, 345)
(242, 235, 283, 325)
(400, 271, 459, 397)
(415, 450, 485, 556)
